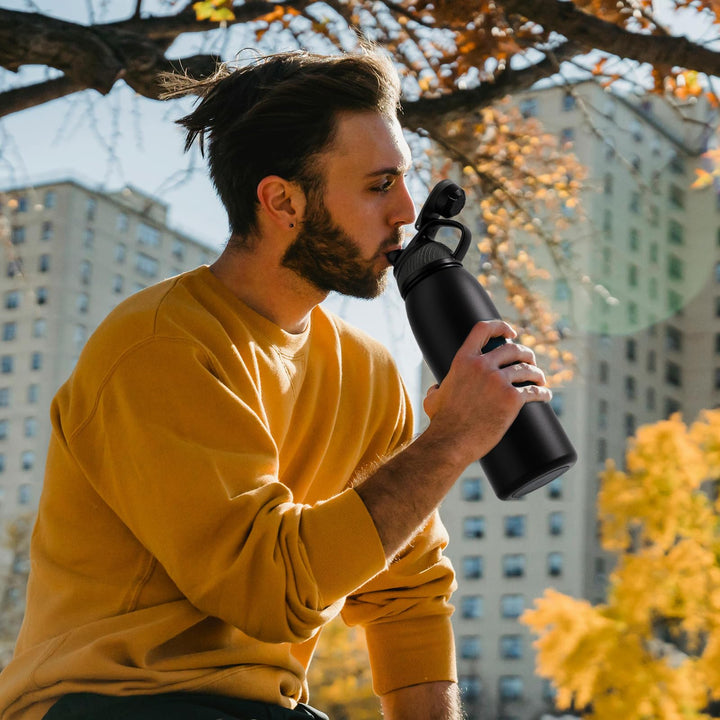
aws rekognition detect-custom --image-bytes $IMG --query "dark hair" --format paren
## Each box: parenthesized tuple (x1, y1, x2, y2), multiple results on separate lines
(161, 50, 401, 245)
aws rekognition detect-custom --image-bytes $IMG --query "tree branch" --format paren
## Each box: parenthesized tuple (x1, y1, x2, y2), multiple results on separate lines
(500, 0, 720, 76)
(0, 76, 84, 118)
(400, 41, 579, 136)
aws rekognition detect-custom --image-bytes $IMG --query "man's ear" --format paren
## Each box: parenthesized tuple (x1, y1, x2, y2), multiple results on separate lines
(256, 176, 306, 230)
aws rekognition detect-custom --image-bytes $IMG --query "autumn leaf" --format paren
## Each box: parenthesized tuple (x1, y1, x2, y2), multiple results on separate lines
(192, 0, 235, 23)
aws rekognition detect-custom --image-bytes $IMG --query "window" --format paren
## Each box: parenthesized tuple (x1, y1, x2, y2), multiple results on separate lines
(41, 221, 53, 241)
(668, 255, 683, 281)
(630, 119, 643, 142)
(548, 552, 563, 576)
(83, 228, 94, 248)
(562, 93, 576, 112)
(44, 190, 56, 209)
(603, 173, 613, 195)
(499, 676, 524, 702)
(628, 302, 638, 326)
(86, 197, 97, 221)
(135, 252, 159, 278)
(1, 356, 13, 373)
(30, 352, 42, 371)
(461, 595, 483, 619)
(604, 138, 616, 161)
(668, 220, 684, 245)
(138, 223, 160, 247)
(666, 361, 682, 387)
(463, 516, 485, 539)
(74, 325, 87, 352)
(629, 228, 639, 251)
(460, 635, 481, 660)
(631, 155, 641, 172)
(5, 291, 20, 310)
(113, 274, 124, 294)
(0, 420, 7, 439)
(666, 326, 683, 351)
(459, 676, 482, 703)
(0, 388, 9, 407)
(554, 279, 570, 301)
(647, 387, 656, 411)
(502, 554, 525, 578)
(76, 293, 89, 314)
(647, 349, 657, 372)
(24, 417, 37, 438)
(669, 152, 685, 175)
(27, 384, 39, 404)
(7, 259, 23, 277)
(626, 339, 637, 361)
(172, 239, 185, 260)
(2, 322, 16, 342)
(11, 226, 25, 245)
(628, 264, 638, 287)
(625, 413, 636, 437)
(560, 127, 575, 146)
(598, 399, 608, 430)
(625, 376, 636, 401)
(500, 635, 523, 660)
(38, 254, 51, 272)
(116, 212, 129, 232)
(18, 482, 32, 503)
(0, 454, 4, 473)
(80, 260, 92, 285)
(500, 594, 524, 619)
(115, 242, 127, 263)
(597, 437, 607, 463)
(669, 184, 685, 210)
(463, 556, 483, 579)
(549, 511, 564, 536)
(547, 476, 563, 499)
(504, 515, 525, 538)
(629, 192, 641, 214)
(16, 196, 28, 212)
(462, 477, 483, 501)
(519, 98, 538, 118)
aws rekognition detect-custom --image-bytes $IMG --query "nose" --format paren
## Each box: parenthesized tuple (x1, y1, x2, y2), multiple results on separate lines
(391, 177, 416, 229)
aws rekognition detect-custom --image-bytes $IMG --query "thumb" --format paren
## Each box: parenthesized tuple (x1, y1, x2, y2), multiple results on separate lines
(423, 383, 441, 418)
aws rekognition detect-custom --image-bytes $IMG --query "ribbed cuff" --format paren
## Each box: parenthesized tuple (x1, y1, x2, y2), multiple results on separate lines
(365, 614, 457, 696)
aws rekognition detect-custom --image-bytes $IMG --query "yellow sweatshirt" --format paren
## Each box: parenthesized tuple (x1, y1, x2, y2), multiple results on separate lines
(0, 267, 456, 720)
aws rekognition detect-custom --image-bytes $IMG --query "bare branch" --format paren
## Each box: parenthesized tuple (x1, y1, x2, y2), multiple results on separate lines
(500, 0, 720, 75)
(0, 76, 84, 118)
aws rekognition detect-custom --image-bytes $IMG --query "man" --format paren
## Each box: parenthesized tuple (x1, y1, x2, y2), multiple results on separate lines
(0, 50, 550, 720)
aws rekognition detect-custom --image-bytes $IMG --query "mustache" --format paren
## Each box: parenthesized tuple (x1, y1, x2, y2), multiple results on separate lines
(376, 228, 405, 256)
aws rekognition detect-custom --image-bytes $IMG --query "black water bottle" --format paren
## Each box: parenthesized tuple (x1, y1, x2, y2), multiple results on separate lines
(388, 180, 577, 500)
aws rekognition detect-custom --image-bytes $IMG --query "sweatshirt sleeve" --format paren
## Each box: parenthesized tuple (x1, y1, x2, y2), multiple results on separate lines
(66, 337, 387, 644)
(340, 381, 458, 696)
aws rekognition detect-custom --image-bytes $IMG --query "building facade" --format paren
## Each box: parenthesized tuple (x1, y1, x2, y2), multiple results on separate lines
(436, 83, 719, 719)
(0, 179, 216, 578)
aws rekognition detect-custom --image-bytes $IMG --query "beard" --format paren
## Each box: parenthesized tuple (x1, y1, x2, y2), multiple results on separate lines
(281, 195, 402, 300)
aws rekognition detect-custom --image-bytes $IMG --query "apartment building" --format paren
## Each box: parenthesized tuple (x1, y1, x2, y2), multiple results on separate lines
(437, 82, 719, 719)
(0, 179, 217, 528)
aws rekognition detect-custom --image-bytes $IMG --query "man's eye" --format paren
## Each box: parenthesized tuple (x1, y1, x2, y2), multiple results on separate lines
(372, 179, 394, 193)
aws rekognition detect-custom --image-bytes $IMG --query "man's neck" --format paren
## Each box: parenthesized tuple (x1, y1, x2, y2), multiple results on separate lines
(209, 245, 326, 334)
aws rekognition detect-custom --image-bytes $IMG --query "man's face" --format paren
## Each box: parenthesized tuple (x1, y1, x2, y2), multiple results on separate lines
(281, 112, 415, 299)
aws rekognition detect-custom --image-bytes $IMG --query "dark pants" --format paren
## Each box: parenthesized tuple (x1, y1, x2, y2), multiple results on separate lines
(43, 692, 329, 720)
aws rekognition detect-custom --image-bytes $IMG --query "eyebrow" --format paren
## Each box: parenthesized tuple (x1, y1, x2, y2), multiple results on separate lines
(364, 165, 408, 178)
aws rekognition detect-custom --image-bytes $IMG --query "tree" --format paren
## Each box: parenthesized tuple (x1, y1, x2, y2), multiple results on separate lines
(2, 0, 719, 379)
(522, 410, 720, 720)
(305, 615, 381, 720)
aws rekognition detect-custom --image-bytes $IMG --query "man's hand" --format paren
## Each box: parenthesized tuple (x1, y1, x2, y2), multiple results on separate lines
(356, 319, 551, 560)
(422, 319, 551, 470)
(381, 681, 463, 719)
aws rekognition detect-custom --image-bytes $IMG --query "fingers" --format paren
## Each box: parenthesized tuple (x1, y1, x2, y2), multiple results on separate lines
(461, 320, 516, 355)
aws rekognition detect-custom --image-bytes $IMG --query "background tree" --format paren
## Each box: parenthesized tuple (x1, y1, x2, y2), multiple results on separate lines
(305, 615, 380, 720)
(2, 0, 719, 379)
(522, 410, 720, 720)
